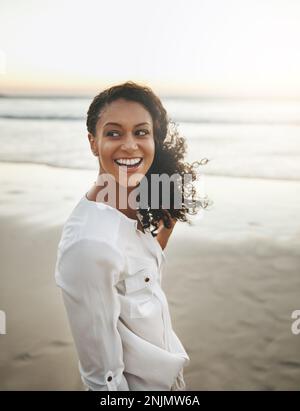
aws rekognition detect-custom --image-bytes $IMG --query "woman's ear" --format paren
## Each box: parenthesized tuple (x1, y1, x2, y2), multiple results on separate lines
(88, 133, 98, 156)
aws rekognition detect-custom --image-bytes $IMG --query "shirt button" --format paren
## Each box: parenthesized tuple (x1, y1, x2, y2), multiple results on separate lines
(144, 277, 150, 282)
(107, 376, 112, 382)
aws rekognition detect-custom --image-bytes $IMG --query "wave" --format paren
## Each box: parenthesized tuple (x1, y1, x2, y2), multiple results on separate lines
(1, 114, 300, 126)
(0, 158, 91, 170)
(1, 159, 299, 182)
(0, 114, 83, 121)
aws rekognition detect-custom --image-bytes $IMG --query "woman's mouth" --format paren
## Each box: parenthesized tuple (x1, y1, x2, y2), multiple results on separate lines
(113, 157, 143, 172)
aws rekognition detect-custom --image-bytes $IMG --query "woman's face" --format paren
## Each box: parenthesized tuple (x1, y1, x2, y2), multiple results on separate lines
(88, 98, 155, 187)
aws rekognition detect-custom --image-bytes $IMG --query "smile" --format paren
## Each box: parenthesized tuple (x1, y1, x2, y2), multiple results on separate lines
(114, 157, 143, 169)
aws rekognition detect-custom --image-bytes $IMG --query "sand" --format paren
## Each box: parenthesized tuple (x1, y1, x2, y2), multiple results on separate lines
(0, 161, 300, 390)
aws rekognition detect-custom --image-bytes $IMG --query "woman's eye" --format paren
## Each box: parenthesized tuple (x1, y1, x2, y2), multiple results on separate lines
(106, 131, 120, 137)
(136, 129, 149, 136)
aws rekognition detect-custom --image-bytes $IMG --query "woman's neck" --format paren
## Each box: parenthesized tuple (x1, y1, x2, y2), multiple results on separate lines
(86, 182, 138, 221)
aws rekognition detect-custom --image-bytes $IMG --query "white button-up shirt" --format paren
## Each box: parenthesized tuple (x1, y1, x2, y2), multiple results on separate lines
(54, 194, 190, 391)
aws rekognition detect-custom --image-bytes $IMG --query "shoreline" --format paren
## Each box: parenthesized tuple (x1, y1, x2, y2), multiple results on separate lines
(0, 159, 299, 183)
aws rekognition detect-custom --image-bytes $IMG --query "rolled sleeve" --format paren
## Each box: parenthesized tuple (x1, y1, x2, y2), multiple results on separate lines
(55, 238, 129, 391)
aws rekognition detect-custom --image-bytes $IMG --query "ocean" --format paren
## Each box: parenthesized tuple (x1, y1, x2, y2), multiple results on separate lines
(0, 95, 300, 180)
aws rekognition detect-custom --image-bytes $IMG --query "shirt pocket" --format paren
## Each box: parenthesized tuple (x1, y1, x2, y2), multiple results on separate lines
(124, 258, 158, 319)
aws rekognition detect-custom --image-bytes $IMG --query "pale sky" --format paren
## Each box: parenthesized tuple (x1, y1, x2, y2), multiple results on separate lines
(1, 0, 300, 96)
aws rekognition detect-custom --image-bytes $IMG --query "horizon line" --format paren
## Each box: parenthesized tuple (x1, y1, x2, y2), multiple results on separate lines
(1, 93, 300, 101)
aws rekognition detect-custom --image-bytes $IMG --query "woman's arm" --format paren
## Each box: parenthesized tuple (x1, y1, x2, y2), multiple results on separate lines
(55, 238, 129, 391)
(155, 210, 177, 251)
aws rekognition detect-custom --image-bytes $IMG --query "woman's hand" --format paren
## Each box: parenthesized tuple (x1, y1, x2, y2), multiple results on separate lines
(156, 210, 177, 251)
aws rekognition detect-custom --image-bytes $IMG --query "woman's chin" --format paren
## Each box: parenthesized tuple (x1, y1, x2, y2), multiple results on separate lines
(117, 175, 143, 188)
(113, 167, 144, 187)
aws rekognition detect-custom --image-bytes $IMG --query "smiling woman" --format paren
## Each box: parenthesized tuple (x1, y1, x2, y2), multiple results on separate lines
(86, 81, 208, 232)
(54, 81, 208, 391)
(88, 97, 155, 209)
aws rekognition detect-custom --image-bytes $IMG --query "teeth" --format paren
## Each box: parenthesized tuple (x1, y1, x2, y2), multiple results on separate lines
(115, 158, 142, 166)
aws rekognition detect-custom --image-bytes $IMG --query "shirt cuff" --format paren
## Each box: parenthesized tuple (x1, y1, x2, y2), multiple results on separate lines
(81, 369, 130, 391)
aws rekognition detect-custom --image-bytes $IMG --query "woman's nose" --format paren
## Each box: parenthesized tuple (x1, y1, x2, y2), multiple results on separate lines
(121, 133, 138, 151)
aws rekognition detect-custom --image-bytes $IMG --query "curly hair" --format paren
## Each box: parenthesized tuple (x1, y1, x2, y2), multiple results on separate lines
(86, 81, 210, 237)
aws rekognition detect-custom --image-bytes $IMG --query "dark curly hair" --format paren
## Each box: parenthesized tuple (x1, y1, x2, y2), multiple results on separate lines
(86, 81, 210, 237)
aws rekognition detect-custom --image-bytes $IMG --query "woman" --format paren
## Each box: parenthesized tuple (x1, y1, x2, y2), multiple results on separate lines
(54, 81, 207, 391)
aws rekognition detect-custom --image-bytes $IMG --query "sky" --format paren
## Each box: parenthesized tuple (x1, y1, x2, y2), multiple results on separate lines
(0, 0, 300, 97)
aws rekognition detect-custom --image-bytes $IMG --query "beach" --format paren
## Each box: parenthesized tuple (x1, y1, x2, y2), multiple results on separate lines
(0, 161, 299, 390)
